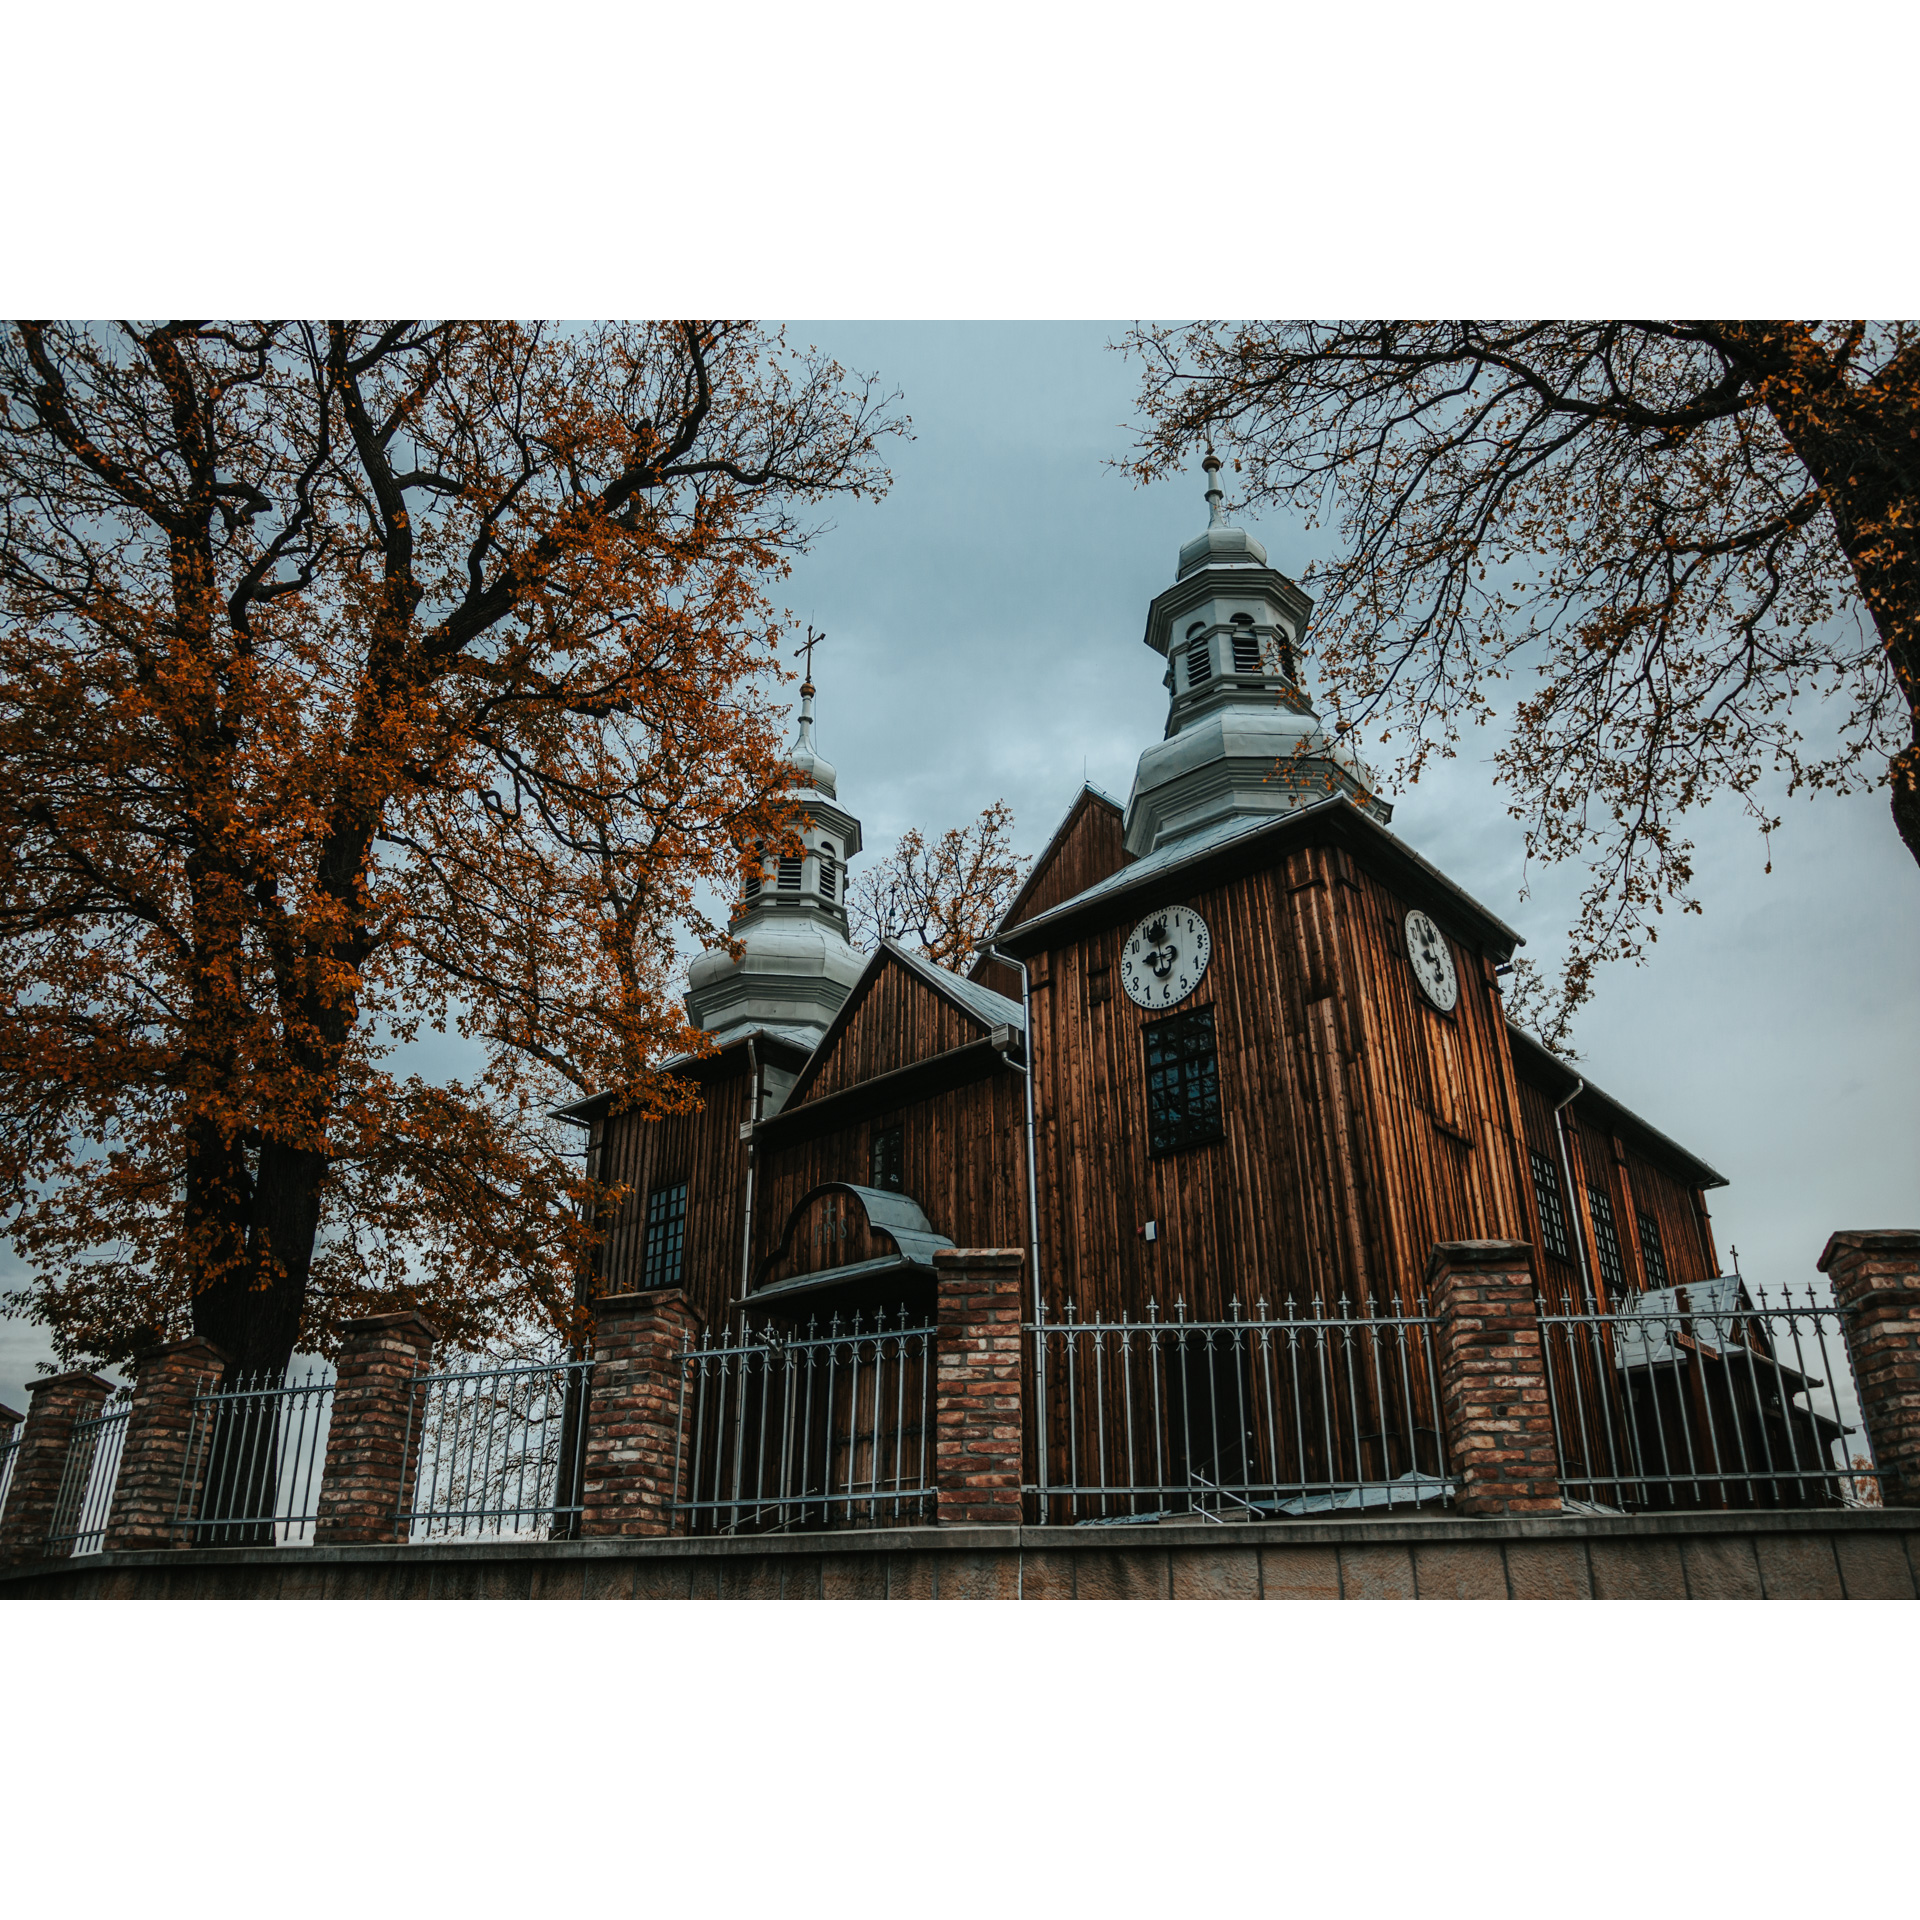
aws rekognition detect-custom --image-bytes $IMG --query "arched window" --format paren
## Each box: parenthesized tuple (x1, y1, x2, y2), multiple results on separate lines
(818, 841, 839, 900)
(1231, 613, 1262, 676)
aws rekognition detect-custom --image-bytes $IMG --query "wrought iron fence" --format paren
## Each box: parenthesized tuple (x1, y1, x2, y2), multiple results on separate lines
(677, 1311, 936, 1534)
(175, 1366, 336, 1546)
(1539, 1278, 1876, 1511)
(401, 1355, 592, 1541)
(0, 1426, 21, 1526)
(1028, 1297, 1452, 1525)
(46, 1388, 133, 1555)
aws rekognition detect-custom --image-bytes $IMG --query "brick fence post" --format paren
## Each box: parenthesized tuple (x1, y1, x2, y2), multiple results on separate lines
(1821, 1229, 1920, 1508)
(313, 1312, 437, 1546)
(933, 1248, 1026, 1527)
(103, 1344, 232, 1551)
(0, 1371, 116, 1566)
(1428, 1240, 1562, 1516)
(102, 1338, 231, 1553)
(580, 1290, 704, 1537)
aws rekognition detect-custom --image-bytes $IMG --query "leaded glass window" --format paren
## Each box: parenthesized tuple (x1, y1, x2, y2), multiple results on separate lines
(1530, 1149, 1571, 1263)
(641, 1181, 687, 1289)
(1637, 1209, 1669, 1290)
(1588, 1186, 1628, 1298)
(871, 1123, 904, 1192)
(1143, 1005, 1223, 1157)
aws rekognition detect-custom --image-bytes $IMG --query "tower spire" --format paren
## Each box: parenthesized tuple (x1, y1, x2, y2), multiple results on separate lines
(1203, 450, 1226, 528)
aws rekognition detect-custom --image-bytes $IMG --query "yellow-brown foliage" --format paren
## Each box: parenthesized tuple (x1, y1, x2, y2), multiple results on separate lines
(0, 321, 902, 1373)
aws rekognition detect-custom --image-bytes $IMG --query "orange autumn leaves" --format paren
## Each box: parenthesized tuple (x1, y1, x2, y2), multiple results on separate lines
(0, 321, 902, 1372)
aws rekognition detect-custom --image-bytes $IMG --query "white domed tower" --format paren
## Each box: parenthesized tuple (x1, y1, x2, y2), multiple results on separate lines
(1124, 456, 1391, 856)
(685, 674, 866, 1050)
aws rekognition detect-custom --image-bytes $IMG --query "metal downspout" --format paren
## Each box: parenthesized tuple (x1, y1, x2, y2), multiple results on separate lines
(985, 944, 1045, 1327)
(737, 1034, 761, 1316)
(1552, 1075, 1596, 1311)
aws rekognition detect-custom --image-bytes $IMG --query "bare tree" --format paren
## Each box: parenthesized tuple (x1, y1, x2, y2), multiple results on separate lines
(849, 801, 1029, 971)
(1124, 321, 1919, 1046)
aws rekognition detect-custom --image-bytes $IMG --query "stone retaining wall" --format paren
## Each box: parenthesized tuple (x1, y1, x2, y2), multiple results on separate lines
(3, 1510, 1913, 1601)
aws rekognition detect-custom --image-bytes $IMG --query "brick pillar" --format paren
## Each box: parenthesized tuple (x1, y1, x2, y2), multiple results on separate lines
(313, 1312, 436, 1546)
(101, 1338, 231, 1553)
(933, 1248, 1026, 1527)
(580, 1289, 703, 1537)
(1428, 1240, 1562, 1516)
(1821, 1229, 1920, 1508)
(0, 1371, 116, 1566)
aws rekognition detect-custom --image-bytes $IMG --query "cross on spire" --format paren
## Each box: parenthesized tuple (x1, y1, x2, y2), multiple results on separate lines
(797, 624, 825, 692)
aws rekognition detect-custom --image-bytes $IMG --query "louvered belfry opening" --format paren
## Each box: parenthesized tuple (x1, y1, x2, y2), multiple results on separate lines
(1231, 615, 1262, 675)
(777, 854, 802, 890)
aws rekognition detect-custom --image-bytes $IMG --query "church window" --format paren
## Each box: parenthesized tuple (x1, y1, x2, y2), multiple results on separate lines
(641, 1181, 687, 1289)
(871, 1123, 904, 1192)
(743, 870, 761, 901)
(1530, 1149, 1571, 1263)
(1588, 1186, 1629, 1298)
(1231, 615, 1262, 675)
(1637, 1209, 1669, 1289)
(777, 854, 802, 890)
(818, 843, 838, 900)
(1142, 1004, 1223, 1156)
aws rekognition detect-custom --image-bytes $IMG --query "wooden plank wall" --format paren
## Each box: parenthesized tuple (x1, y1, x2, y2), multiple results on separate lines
(971, 791, 1130, 991)
(1511, 1067, 1722, 1305)
(593, 1054, 754, 1333)
(801, 961, 979, 1102)
(1028, 839, 1533, 1323)
(752, 1067, 1030, 1284)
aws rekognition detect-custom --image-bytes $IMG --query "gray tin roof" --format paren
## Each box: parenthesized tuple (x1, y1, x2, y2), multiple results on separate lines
(884, 939, 1024, 1032)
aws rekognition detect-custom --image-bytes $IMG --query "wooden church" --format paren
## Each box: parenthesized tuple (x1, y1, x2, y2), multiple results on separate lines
(562, 460, 1753, 1520)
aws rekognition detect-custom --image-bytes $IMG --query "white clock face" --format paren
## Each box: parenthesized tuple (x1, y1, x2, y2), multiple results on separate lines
(1120, 905, 1212, 1009)
(1404, 909, 1459, 1012)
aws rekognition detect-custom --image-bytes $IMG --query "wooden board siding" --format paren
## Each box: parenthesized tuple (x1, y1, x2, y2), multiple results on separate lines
(971, 787, 1130, 991)
(592, 1052, 756, 1332)
(751, 1066, 1030, 1292)
(1027, 838, 1532, 1325)
(795, 958, 980, 1104)
(1510, 1051, 1723, 1306)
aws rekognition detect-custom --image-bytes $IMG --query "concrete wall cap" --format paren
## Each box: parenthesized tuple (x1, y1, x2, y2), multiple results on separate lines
(931, 1248, 1026, 1270)
(134, 1336, 233, 1372)
(595, 1287, 706, 1329)
(1818, 1229, 1920, 1272)
(24, 1369, 118, 1397)
(339, 1310, 438, 1340)
(1426, 1241, 1535, 1282)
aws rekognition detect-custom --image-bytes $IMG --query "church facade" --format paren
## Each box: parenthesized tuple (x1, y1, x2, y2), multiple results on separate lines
(564, 462, 1739, 1516)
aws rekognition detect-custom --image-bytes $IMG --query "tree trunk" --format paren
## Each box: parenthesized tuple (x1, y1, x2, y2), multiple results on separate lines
(1717, 323, 1920, 869)
(191, 1141, 328, 1379)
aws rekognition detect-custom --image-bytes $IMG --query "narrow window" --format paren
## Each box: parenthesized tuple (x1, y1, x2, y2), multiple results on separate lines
(1637, 1209, 1669, 1289)
(1530, 1149, 1571, 1263)
(818, 841, 838, 900)
(640, 1181, 687, 1289)
(870, 1123, 904, 1192)
(1185, 640, 1212, 690)
(1231, 614, 1262, 675)
(743, 870, 762, 901)
(1588, 1186, 1628, 1298)
(777, 854, 802, 890)
(1142, 1005, 1224, 1156)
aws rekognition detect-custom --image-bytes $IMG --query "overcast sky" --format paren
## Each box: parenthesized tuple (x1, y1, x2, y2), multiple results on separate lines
(3, 321, 1914, 1409)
